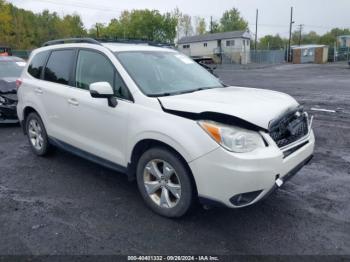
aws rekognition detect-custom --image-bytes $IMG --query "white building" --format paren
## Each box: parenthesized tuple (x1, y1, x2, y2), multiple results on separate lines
(178, 31, 251, 64)
(338, 35, 350, 48)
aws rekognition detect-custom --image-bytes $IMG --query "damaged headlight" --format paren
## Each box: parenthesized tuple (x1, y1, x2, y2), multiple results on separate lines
(198, 120, 266, 153)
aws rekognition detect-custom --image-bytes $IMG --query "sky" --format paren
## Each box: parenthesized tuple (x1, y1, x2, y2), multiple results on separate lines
(7, 0, 350, 38)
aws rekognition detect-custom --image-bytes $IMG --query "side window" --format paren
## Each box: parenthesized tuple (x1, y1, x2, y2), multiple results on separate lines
(28, 51, 49, 79)
(44, 50, 75, 85)
(75, 50, 131, 100)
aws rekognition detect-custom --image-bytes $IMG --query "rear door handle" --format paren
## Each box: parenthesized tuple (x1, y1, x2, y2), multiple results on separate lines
(34, 88, 43, 94)
(68, 98, 79, 106)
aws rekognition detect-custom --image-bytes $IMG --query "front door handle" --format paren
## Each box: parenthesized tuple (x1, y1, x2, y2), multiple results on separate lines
(34, 88, 43, 94)
(68, 98, 79, 106)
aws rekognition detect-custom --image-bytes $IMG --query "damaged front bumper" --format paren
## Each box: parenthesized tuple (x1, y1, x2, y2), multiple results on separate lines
(190, 129, 315, 209)
(0, 94, 18, 123)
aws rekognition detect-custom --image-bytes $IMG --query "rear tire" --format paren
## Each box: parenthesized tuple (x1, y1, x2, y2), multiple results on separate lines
(136, 147, 194, 218)
(25, 112, 51, 156)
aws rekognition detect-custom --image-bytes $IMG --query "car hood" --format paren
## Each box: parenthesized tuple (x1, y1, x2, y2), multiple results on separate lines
(0, 77, 17, 94)
(158, 86, 299, 130)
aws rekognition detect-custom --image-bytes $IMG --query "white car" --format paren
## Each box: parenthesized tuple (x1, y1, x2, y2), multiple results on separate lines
(16, 38, 315, 217)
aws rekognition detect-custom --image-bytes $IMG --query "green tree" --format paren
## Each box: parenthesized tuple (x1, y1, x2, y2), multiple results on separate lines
(0, 0, 14, 46)
(194, 16, 206, 35)
(179, 14, 193, 37)
(291, 30, 320, 45)
(210, 20, 220, 33)
(219, 8, 248, 32)
(319, 28, 350, 46)
(258, 34, 285, 50)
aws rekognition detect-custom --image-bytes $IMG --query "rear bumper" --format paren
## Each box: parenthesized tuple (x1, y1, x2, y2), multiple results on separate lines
(190, 130, 315, 208)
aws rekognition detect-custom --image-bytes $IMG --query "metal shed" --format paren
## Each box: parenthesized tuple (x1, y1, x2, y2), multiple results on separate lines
(292, 45, 328, 64)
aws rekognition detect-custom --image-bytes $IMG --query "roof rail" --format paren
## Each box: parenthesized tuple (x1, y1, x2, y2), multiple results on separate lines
(96, 38, 174, 47)
(42, 38, 102, 47)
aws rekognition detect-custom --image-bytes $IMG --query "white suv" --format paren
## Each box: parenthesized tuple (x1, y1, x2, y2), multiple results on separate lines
(17, 38, 315, 217)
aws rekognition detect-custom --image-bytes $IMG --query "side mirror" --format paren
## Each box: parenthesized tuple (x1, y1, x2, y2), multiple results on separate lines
(89, 82, 114, 98)
(89, 82, 118, 107)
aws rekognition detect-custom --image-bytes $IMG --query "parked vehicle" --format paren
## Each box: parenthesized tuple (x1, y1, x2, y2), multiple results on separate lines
(192, 56, 217, 75)
(0, 46, 12, 56)
(17, 38, 315, 217)
(0, 56, 26, 123)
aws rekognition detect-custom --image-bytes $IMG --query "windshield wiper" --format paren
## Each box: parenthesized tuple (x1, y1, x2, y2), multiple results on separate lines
(148, 85, 226, 97)
(177, 85, 226, 95)
(148, 92, 174, 97)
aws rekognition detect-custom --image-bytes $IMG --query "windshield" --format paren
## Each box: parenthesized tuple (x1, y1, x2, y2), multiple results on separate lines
(116, 51, 223, 96)
(0, 61, 26, 78)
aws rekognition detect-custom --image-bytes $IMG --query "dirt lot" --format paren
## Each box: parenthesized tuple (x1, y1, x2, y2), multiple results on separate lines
(0, 63, 349, 255)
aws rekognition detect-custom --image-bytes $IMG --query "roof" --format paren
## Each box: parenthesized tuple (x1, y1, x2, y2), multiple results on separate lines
(291, 44, 328, 49)
(32, 42, 176, 57)
(102, 43, 175, 53)
(0, 56, 24, 62)
(178, 31, 250, 44)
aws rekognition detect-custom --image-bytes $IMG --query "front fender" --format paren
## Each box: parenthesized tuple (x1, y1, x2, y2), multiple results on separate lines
(126, 109, 219, 164)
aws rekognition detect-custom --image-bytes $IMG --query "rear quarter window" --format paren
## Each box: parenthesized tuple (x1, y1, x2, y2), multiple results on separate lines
(27, 51, 49, 79)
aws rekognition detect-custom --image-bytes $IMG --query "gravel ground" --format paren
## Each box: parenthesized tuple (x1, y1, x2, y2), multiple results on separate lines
(0, 63, 349, 255)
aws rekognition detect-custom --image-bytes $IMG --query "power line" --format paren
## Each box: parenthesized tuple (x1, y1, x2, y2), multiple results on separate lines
(15, 0, 124, 14)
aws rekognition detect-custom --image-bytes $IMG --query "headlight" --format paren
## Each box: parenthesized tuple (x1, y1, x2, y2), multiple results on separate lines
(198, 120, 266, 153)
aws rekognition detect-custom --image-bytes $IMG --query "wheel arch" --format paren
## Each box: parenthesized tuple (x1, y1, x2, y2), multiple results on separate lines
(22, 106, 40, 134)
(127, 138, 198, 197)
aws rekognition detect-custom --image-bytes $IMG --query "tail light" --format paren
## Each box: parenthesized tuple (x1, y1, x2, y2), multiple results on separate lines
(16, 79, 22, 89)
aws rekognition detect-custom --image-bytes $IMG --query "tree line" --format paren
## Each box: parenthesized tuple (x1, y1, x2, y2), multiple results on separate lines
(0, 0, 349, 50)
(0, 0, 249, 49)
(259, 28, 350, 50)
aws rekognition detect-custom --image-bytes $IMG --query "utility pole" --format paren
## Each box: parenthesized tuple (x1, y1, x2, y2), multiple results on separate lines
(210, 16, 213, 33)
(288, 7, 295, 62)
(95, 23, 100, 38)
(298, 24, 304, 46)
(255, 9, 258, 50)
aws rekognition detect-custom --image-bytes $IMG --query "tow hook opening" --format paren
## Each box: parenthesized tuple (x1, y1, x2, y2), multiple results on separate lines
(275, 174, 283, 188)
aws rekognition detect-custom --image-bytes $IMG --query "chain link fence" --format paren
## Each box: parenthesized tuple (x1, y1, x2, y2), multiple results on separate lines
(328, 47, 350, 62)
(220, 49, 286, 65)
(12, 50, 31, 60)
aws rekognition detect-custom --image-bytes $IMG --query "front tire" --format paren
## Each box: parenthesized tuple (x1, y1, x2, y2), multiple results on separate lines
(136, 147, 194, 218)
(26, 112, 51, 156)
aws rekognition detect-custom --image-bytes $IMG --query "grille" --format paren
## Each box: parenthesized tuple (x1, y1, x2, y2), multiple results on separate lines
(269, 109, 309, 148)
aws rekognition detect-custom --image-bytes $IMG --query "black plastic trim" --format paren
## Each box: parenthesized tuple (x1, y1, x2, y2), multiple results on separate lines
(49, 137, 127, 175)
(283, 141, 309, 158)
(198, 196, 227, 208)
(42, 38, 102, 47)
(261, 154, 314, 202)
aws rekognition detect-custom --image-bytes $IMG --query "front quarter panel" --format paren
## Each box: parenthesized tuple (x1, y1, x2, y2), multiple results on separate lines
(126, 102, 220, 164)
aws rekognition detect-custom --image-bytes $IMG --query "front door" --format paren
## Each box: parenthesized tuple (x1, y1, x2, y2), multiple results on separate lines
(66, 49, 133, 167)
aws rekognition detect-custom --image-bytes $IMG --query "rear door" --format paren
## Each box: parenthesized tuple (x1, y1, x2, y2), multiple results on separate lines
(66, 49, 132, 166)
(41, 49, 76, 141)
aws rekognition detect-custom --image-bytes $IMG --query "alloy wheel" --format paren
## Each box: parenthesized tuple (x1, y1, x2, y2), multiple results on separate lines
(28, 119, 44, 151)
(143, 159, 181, 208)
